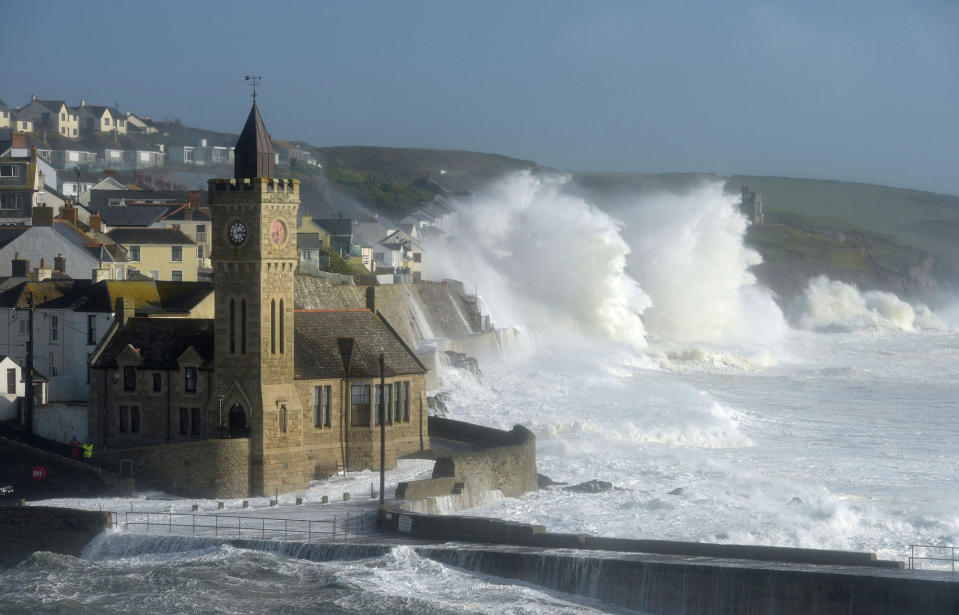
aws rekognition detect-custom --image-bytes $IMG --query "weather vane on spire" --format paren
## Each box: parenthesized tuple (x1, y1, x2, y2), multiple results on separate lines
(244, 75, 262, 102)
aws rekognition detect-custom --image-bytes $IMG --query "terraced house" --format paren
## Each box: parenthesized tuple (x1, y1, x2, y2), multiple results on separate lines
(88, 103, 429, 498)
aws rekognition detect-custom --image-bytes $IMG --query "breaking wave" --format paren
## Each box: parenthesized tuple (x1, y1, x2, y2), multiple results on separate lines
(794, 276, 945, 331)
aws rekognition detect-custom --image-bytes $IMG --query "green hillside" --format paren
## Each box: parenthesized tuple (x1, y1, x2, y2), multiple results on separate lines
(726, 175, 959, 260)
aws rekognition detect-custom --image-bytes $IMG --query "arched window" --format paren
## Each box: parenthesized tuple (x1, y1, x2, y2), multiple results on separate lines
(270, 299, 276, 354)
(240, 299, 247, 354)
(279, 298, 285, 353)
(229, 299, 235, 354)
(279, 404, 287, 433)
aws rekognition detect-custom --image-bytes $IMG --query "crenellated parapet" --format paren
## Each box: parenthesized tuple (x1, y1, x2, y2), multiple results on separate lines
(207, 177, 300, 205)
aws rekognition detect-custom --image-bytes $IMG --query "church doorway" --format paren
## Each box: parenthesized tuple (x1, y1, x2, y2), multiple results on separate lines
(229, 404, 247, 438)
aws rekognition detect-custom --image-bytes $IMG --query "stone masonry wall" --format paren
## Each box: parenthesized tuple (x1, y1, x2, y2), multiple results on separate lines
(396, 417, 536, 502)
(97, 437, 251, 498)
(0, 506, 113, 567)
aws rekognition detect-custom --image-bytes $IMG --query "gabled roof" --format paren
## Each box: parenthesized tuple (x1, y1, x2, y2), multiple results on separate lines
(81, 105, 112, 118)
(107, 228, 195, 245)
(38, 99, 69, 112)
(297, 233, 323, 250)
(234, 103, 275, 180)
(293, 309, 426, 379)
(93, 205, 170, 227)
(0, 279, 212, 313)
(0, 227, 28, 250)
(314, 218, 353, 236)
(93, 317, 215, 369)
(159, 203, 211, 222)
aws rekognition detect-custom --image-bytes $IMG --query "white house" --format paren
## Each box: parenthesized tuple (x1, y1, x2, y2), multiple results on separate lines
(0, 355, 25, 421)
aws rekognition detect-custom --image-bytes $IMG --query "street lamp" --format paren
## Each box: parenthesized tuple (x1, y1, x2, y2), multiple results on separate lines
(217, 394, 225, 424)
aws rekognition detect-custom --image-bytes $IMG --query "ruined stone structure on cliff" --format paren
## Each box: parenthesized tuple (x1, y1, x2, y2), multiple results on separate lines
(740, 184, 764, 225)
(88, 104, 429, 498)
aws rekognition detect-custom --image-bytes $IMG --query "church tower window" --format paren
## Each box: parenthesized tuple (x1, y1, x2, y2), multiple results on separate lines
(230, 299, 236, 354)
(271, 299, 276, 354)
(241, 299, 247, 354)
(279, 299, 285, 354)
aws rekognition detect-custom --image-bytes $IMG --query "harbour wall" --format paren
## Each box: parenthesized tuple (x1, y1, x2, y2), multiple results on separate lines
(395, 416, 537, 512)
(0, 506, 112, 567)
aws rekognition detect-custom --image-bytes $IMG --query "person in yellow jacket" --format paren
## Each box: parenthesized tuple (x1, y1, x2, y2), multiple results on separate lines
(82, 439, 93, 462)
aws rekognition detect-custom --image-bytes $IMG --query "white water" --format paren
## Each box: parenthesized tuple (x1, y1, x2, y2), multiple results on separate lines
(427, 172, 959, 562)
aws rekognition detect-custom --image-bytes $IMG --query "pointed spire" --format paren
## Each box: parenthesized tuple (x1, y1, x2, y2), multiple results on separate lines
(234, 103, 276, 180)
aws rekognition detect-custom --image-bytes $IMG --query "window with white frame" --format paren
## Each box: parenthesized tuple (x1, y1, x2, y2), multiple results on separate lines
(129, 245, 140, 261)
(171, 270, 183, 282)
(0, 164, 19, 177)
(196, 224, 206, 243)
(171, 246, 182, 262)
(49, 315, 59, 343)
(196, 245, 204, 259)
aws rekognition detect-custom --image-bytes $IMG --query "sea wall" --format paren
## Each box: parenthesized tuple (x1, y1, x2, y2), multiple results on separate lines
(97, 438, 251, 498)
(395, 417, 537, 510)
(0, 435, 132, 498)
(0, 506, 112, 567)
(418, 544, 959, 615)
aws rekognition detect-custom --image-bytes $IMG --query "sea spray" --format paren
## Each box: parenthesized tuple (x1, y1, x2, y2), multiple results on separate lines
(424, 171, 650, 350)
(794, 275, 946, 331)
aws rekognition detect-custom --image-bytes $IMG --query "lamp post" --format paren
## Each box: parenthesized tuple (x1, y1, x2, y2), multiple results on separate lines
(217, 394, 224, 425)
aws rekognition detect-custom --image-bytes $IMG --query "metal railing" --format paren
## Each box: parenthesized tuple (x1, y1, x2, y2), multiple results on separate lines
(110, 510, 367, 543)
(908, 545, 958, 571)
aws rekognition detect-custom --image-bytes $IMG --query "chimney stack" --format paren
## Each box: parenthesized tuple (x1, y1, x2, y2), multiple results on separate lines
(53, 253, 66, 274)
(92, 267, 112, 283)
(60, 203, 77, 226)
(103, 169, 116, 179)
(89, 213, 102, 232)
(115, 296, 136, 327)
(32, 205, 54, 227)
(11, 132, 26, 149)
(11, 253, 29, 277)
(35, 258, 52, 282)
(188, 191, 200, 208)
(365, 286, 376, 312)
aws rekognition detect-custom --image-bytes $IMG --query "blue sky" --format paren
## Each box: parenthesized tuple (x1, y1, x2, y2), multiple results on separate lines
(4, 1, 958, 193)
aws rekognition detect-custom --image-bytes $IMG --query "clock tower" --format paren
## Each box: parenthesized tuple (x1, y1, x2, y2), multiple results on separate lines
(208, 102, 302, 496)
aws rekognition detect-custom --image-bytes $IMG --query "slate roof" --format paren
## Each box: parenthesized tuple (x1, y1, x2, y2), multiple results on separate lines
(0, 227, 28, 250)
(94, 205, 169, 227)
(93, 317, 215, 370)
(82, 105, 111, 118)
(0, 279, 212, 313)
(160, 204, 211, 222)
(107, 228, 195, 245)
(87, 190, 193, 210)
(294, 309, 426, 379)
(234, 103, 275, 180)
(38, 99, 69, 112)
(297, 233, 322, 250)
(314, 218, 353, 236)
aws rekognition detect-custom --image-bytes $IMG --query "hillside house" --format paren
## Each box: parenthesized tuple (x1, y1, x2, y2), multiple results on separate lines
(17, 97, 79, 138)
(78, 103, 127, 136)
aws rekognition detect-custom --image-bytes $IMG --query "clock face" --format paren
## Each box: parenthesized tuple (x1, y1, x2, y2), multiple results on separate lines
(228, 221, 247, 245)
(270, 220, 286, 245)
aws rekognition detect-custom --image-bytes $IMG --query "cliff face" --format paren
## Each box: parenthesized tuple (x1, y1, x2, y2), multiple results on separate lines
(746, 212, 959, 306)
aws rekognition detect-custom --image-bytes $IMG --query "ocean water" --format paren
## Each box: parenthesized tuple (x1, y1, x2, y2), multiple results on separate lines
(4, 172, 956, 612)
(425, 173, 959, 563)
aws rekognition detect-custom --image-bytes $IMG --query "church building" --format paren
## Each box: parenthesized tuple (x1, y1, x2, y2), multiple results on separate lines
(88, 104, 429, 497)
